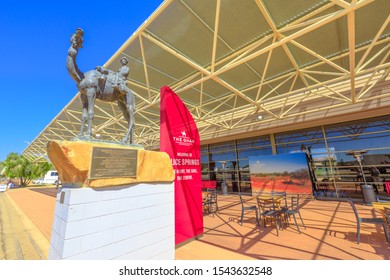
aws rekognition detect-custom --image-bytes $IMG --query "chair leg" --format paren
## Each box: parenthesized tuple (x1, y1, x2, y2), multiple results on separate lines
(205, 203, 214, 217)
(240, 211, 244, 226)
(255, 210, 260, 227)
(275, 217, 279, 236)
(278, 215, 283, 231)
(356, 223, 361, 244)
(282, 213, 288, 227)
(260, 215, 266, 228)
(383, 224, 390, 243)
(292, 214, 301, 234)
(285, 213, 291, 226)
(297, 211, 306, 229)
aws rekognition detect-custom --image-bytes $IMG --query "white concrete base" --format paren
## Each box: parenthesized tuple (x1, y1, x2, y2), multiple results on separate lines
(48, 183, 174, 260)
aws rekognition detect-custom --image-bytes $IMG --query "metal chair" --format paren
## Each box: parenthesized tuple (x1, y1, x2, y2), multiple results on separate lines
(238, 193, 259, 226)
(203, 188, 218, 216)
(271, 191, 288, 218)
(384, 207, 390, 243)
(285, 195, 306, 234)
(347, 198, 389, 244)
(256, 196, 283, 236)
(376, 195, 390, 202)
(270, 191, 287, 205)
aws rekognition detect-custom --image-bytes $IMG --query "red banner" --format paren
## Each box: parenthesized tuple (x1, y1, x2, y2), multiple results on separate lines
(160, 86, 203, 245)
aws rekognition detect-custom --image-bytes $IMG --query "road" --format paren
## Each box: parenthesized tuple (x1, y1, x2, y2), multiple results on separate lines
(0, 192, 48, 260)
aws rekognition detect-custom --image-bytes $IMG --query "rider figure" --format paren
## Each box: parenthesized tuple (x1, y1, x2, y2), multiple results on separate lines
(97, 57, 129, 95)
(115, 57, 129, 94)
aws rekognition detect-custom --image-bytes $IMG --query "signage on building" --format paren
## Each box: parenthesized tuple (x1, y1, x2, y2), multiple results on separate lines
(160, 86, 203, 245)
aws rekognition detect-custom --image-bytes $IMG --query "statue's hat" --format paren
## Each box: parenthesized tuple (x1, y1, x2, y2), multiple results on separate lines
(121, 57, 128, 64)
(76, 28, 84, 34)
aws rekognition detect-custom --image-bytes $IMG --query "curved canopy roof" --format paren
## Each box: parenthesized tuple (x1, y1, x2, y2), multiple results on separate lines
(24, 0, 390, 161)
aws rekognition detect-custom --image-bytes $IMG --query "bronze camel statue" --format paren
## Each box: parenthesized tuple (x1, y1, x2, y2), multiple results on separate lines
(66, 28, 135, 144)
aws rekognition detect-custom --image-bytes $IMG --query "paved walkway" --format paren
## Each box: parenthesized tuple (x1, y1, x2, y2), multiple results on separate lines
(0, 188, 54, 260)
(1, 186, 389, 260)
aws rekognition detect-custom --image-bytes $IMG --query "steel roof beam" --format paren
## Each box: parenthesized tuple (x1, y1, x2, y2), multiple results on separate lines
(330, 0, 351, 9)
(216, 0, 375, 76)
(255, 37, 276, 102)
(142, 31, 256, 106)
(348, 11, 356, 102)
(211, 0, 221, 73)
(138, 35, 152, 101)
(356, 15, 389, 71)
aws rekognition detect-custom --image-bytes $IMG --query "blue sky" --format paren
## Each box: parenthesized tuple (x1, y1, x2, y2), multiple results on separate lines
(0, 0, 163, 161)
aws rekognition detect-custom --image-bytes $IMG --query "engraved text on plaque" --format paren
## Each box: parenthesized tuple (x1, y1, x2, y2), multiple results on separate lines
(89, 147, 138, 179)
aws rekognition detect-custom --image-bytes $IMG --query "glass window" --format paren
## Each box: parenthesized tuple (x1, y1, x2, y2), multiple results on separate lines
(237, 147, 273, 158)
(201, 154, 209, 164)
(236, 136, 272, 173)
(209, 141, 235, 153)
(325, 131, 390, 153)
(276, 142, 326, 155)
(200, 145, 208, 154)
(275, 127, 325, 155)
(325, 117, 390, 138)
(210, 160, 236, 170)
(201, 172, 209, 181)
(275, 127, 324, 144)
(237, 159, 250, 171)
(237, 136, 271, 149)
(209, 152, 236, 163)
(201, 162, 209, 172)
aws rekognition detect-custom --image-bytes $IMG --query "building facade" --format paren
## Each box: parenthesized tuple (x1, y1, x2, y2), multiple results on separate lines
(201, 114, 390, 197)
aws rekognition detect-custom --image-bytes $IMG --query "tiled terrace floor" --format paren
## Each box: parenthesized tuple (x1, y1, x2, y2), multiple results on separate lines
(176, 195, 390, 260)
(5, 187, 390, 260)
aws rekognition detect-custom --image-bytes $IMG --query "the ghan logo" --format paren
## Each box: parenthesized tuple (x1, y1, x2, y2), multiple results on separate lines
(173, 131, 195, 146)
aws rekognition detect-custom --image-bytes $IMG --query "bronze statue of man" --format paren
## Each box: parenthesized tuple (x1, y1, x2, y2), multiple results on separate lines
(115, 57, 130, 94)
(97, 56, 129, 96)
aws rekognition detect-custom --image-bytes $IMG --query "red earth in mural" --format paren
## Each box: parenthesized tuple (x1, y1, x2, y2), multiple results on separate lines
(250, 176, 313, 194)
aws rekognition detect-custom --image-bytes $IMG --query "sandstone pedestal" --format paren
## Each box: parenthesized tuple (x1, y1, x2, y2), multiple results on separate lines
(47, 140, 174, 188)
(46, 140, 175, 260)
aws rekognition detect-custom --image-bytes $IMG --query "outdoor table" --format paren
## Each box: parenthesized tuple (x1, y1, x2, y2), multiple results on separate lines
(372, 202, 390, 243)
(256, 194, 285, 209)
(255, 194, 286, 230)
(372, 202, 390, 222)
(202, 191, 210, 204)
(372, 202, 390, 210)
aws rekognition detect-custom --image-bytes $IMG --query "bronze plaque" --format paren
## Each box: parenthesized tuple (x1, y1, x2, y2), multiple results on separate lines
(89, 147, 138, 179)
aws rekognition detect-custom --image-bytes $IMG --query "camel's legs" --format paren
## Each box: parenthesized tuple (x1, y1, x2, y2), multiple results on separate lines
(86, 88, 96, 140)
(118, 90, 135, 144)
(126, 90, 135, 144)
(78, 94, 88, 138)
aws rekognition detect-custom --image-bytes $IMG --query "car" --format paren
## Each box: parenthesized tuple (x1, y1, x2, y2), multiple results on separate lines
(43, 170, 59, 184)
(33, 178, 44, 184)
